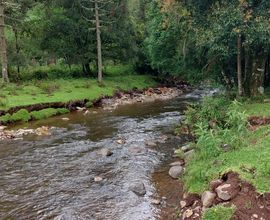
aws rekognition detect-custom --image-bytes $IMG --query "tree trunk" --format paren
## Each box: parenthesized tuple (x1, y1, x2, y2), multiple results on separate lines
(250, 52, 267, 97)
(13, 27, 20, 74)
(95, 0, 103, 83)
(237, 34, 243, 96)
(243, 50, 252, 96)
(0, 2, 9, 82)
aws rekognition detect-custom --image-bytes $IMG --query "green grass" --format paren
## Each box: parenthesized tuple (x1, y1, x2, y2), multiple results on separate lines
(242, 102, 270, 117)
(183, 97, 270, 194)
(0, 75, 157, 110)
(31, 108, 70, 120)
(202, 205, 235, 220)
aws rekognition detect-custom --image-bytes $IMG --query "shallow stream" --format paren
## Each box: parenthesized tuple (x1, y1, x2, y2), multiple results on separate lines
(0, 90, 205, 220)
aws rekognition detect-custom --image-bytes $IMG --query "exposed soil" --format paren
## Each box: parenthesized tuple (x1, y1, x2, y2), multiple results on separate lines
(249, 116, 270, 127)
(179, 172, 270, 220)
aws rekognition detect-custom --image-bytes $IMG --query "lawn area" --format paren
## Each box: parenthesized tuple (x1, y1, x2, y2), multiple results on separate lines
(0, 75, 157, 110)
(183, 97, 270, 194)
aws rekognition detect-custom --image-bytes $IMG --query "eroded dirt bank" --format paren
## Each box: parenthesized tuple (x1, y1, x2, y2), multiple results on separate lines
(179, 172, 270, 220)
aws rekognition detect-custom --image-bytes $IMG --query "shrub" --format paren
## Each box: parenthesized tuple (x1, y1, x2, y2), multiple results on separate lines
(85, 101, 93, 108)
(38, 82, 60, 94)
(0, 97, 8, 108)
(0, 113, 11, 124)
(10, 109, 31, 122)
(31, 108, 69, 120)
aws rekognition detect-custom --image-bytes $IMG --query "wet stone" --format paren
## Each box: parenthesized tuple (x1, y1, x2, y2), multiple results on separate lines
(129, 182, 146, 196)
(99, 148, 113, 157)
(94, 176, 103, 182)
(169, 161, 184, 167)
(169, 166, 183, 179)
(145, 141, 157, 147)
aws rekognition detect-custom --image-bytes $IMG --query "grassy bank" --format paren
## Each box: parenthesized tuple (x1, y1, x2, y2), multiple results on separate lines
(0, 64, 157, 124)
(182, 96, 270, 194)
(0, 75, 157, 111)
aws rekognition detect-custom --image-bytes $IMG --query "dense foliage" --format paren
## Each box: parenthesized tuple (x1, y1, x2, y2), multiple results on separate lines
(0, 0, 269, 96)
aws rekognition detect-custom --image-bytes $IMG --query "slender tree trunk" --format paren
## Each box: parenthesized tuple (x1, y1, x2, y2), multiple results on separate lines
(237, 34, 243, 96)
(14, 27, 20, 74)
(0, 2, 9, 82)
(95, 0, 103, 83)
(250, 52, 267, 97)
(243, 50, 252, 96)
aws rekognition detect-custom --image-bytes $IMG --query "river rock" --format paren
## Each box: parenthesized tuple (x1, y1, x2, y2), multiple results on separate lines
(201, 191, 216, 208)
(116, 139, 125, 144)
(35, 126, 51, 136)
(100, 148, 113, 157)
(94, 176, 103, 182)
(62, 117, 70, 121)
(129, 182, 146, 196)
(0, 126, 6, 131)
(84, 110, 90, 115)
(151, 199, 161, 205)
(76, 107, 86, 111)
(169, 161, 184, 167)
(180, 200, 187, 209)
(169, 165, 183, 179)
(183, 209, 193, 219)
(181, 145, 191, 152)
(145, 141, 157, 147)
(216, 183, 239, 201)
(209, 179, 223, 192)
(128, 146, 146, 154)
(184, 149, 195, 160)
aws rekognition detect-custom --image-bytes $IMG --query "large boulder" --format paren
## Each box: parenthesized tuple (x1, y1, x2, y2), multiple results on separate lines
(129, 182, 146, 196)
(215, 183, 240, 201)
(209, 179, 223, 192)
(169, 166, 183, 179)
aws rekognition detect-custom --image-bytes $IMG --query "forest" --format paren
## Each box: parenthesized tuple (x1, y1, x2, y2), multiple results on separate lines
(0, 0, 269, 96)
(1, 1, 270, 220)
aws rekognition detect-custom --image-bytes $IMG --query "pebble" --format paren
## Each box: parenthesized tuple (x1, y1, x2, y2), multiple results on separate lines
(94, 176, 103, 182)
(100, 148, 113, 157)
(169, 161, 184, 167)
(150, 199, 161, 205)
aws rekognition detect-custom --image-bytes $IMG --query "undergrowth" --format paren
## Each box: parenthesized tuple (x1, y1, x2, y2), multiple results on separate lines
(0, 108, 69, 124)
(183, 96, 252, 193)
(202, 205, 235, 220)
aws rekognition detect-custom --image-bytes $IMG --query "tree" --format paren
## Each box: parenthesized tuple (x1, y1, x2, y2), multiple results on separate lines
(79, 0, 113, 83)
(0, 0, 9, 82)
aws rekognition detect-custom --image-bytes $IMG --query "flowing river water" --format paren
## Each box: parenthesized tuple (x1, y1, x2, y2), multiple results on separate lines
(0, 90, 207, 220)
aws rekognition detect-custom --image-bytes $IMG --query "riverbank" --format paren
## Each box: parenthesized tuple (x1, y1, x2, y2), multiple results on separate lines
(0, 75, 156, 125)
(0, 83, 189, 140)
(175, 95, 270, 219)
(0, 75, 191, 126)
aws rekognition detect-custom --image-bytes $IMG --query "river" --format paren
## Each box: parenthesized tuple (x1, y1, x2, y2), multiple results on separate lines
(0, 90, 204, 220)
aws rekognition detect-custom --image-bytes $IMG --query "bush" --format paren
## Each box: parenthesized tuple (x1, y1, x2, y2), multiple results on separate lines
(38, 82, 60, 94)
(0, 113, 11, 124)
(183, 97, 248, 192)
(10, 65, 83, 82)
(0, 97, 8, 108)
(10, 109, 31, 122)
(85, 101, 93, 108)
